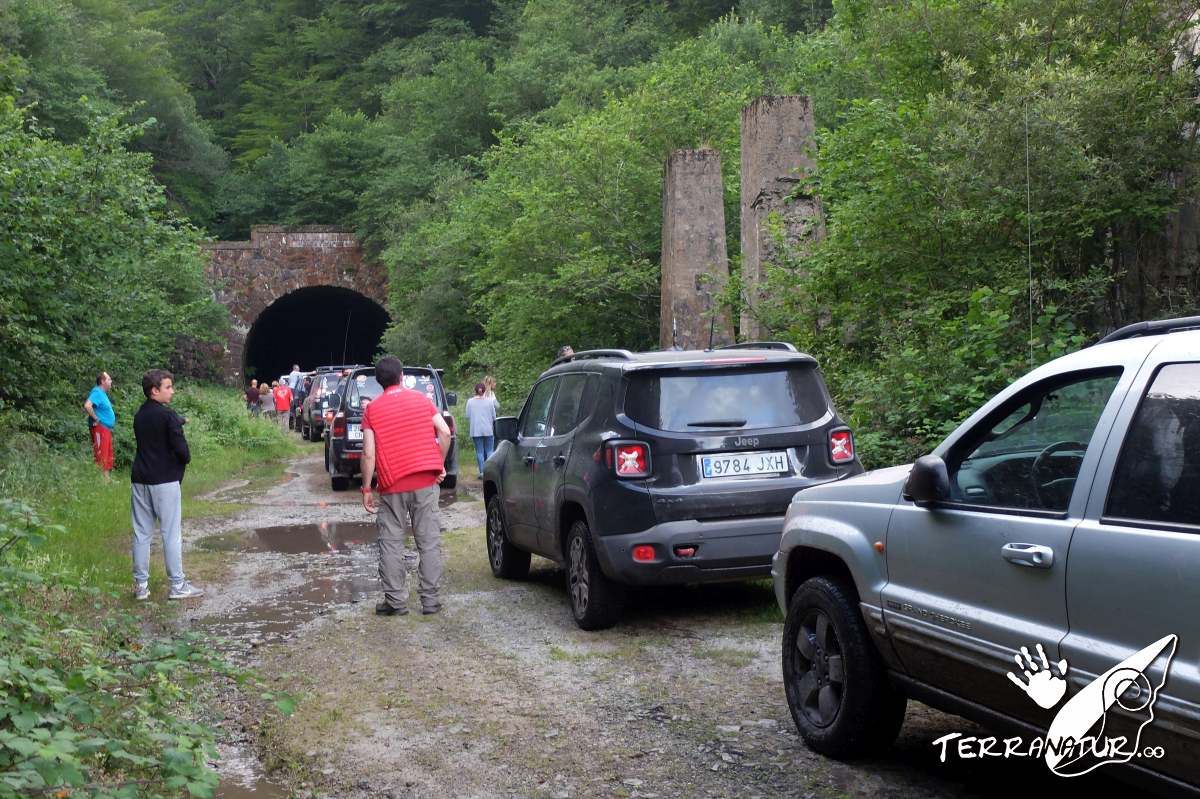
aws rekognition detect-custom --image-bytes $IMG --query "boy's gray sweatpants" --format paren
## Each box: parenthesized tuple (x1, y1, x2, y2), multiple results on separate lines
(131, 481, 185, 587)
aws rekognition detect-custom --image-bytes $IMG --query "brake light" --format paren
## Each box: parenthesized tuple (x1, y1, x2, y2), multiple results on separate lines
(332, 414, 346, 438)
(608, 442, 651, 478)
(632, 545, 655, 562)
(829, 429, 855, 464)
(444, 412, 455, 434)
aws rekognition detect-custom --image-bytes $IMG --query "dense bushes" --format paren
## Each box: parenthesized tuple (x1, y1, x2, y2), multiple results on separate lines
(0, 96, 225, 439)
(0, 499, 292, 799)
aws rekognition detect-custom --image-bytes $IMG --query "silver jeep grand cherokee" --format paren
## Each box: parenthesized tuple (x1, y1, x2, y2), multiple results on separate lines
(773, 315, 1200, 794)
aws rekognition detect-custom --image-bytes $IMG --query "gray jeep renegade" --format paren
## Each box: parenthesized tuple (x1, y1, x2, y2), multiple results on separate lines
(773, 316, 1200, 794)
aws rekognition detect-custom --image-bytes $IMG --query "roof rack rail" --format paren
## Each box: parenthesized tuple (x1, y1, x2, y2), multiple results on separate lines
(1095, 315, 1200, 345)
(551, 349, 635, 367)
(714, 341, 798, 353)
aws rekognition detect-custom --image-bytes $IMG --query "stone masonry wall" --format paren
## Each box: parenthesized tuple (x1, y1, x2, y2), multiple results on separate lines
(739, 96, 824, 340)
(660, 148, 735, 349)
(203, 226, 388, 383)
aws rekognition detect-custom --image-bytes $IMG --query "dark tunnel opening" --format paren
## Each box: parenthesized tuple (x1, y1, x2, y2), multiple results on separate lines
(243, 286, 390, 382)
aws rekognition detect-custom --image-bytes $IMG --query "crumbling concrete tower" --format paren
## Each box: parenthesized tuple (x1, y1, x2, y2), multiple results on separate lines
(660, 148, 735, 349)
(740, 96, 824, 340)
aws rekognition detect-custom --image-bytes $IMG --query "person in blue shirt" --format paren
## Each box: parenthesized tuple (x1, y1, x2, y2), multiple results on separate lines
(84, 371, 116, 480)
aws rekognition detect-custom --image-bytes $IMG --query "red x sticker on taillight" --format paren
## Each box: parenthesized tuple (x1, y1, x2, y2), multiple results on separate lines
(830, 430, 855, 464)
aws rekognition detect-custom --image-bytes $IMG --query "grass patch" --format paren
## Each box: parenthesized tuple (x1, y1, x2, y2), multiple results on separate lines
(0, 384, 301, 594)
(694, 646, 756, 669)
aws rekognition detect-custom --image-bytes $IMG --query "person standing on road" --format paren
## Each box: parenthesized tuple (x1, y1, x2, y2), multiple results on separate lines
(84, 371, 116, 480)
(466, 382, 498, 478)
(131, 369, 203, 601)
(271, 380, 293, 433)
(483, 375, 497, 401)
(245, 379, 261, 416)
(287, 363, 302, 390)
(360, 356, 452, 617)
(264, 380, 280, 421)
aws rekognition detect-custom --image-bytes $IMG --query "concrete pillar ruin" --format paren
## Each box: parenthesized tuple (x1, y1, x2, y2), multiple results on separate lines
(660, 148, 735, 350)
(739, 96, 824, 340)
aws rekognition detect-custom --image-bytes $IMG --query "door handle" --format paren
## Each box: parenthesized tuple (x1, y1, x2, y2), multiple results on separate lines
(553, 454, 567, 467)
(1001, 543, 1054, 569)
(523, 455, 535, 466)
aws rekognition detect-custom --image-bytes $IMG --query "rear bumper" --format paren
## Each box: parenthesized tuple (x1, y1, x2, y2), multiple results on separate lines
(591, 515, 784, 585)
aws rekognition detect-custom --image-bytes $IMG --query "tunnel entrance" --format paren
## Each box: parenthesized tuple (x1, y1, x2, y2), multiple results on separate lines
(243, 286, 390, 382)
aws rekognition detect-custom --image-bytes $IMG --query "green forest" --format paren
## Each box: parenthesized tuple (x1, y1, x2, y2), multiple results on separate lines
(2, 2, 1200, 794)
(3, 0, 1199, 463)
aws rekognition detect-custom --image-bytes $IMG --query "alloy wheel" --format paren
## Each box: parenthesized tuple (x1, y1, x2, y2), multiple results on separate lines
(487, 501, 505, 571)
(568, 535, 589, 616)
(791, 609, 845, 728)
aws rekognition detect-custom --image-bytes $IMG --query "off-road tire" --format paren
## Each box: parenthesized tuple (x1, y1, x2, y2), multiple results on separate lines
(331, 474, 350, 491)
(565, 520, 623, 631)
(782, 576, 906, 758)
(441, 473, 457, 490)
(486, 495, 530, 579)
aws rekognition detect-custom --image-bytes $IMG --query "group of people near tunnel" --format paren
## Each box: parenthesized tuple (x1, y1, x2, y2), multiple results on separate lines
(244, 364, 301, 432)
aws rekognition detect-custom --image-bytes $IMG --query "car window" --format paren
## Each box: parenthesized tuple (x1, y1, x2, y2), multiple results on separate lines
(317, 373, 341, 396)
(549, 374, 590, 436)
(520, 378, 558, 438)
(401, 369, 443, 409)
(346, 375, 382, 411)
(948, 370, 1121, 512)
(624, 365, 828, 432)
(1106, 363, 1200, 527)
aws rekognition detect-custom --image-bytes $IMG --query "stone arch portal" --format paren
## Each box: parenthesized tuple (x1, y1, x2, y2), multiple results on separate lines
(243, 286, 390, 381)
(203, 226, 390, 384)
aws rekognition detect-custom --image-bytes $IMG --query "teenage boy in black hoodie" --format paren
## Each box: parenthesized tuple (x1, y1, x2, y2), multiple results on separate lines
(130, 369, 204, 601)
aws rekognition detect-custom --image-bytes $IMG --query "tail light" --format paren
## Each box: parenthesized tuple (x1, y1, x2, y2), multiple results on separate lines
(605, 441, 651, 479)
(443, 412, 455, 435)
(632, 545, 655, 562)
(829, 428, 855, 464)
(332, 413, 346, 438)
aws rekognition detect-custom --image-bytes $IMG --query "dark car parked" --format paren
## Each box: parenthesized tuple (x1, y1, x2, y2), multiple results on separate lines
(325, 365, 460, 491)
(299, 369, 351, 441)
(482, 344, 863, 630)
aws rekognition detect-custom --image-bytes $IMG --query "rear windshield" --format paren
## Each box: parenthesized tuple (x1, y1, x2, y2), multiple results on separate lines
(624, 366, 829, 432)
(346, 375, 382, 410)
(316, 373, 342, 395)
(401, 369, 444, 409)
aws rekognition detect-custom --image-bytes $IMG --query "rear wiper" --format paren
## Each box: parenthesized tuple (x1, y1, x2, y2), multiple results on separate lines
(686, 419, 746, 427)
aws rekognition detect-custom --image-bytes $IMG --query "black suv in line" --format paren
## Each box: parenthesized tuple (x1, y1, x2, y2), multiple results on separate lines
(325, 365, 460, 491)
(482, 344, 863, 630)
(299, 369, 352, 441)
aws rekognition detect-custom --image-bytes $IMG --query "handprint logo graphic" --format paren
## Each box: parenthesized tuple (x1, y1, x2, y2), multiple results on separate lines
(1007, 643, 1069, 709)
(1006, 635, 1177, 778)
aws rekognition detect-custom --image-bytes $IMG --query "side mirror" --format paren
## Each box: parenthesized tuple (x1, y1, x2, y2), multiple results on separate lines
(495, 416, 519, 443)
(903, 455, 951, 506)
(446, 391, 458, 406)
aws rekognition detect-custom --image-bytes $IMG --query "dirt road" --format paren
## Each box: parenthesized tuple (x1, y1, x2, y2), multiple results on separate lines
(183, 450, 1145, 799)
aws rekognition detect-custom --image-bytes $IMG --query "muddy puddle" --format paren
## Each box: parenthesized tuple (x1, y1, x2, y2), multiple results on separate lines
(192, 483, 475, 797)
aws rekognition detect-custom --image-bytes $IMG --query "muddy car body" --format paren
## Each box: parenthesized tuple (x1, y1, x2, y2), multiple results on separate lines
(773, 316, 1200, 795)
(483, 345, 862, 630)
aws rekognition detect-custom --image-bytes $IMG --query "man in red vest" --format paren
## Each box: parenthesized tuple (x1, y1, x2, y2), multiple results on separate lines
(271, 380, 293, 433)
(361, 356, 452, 616)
